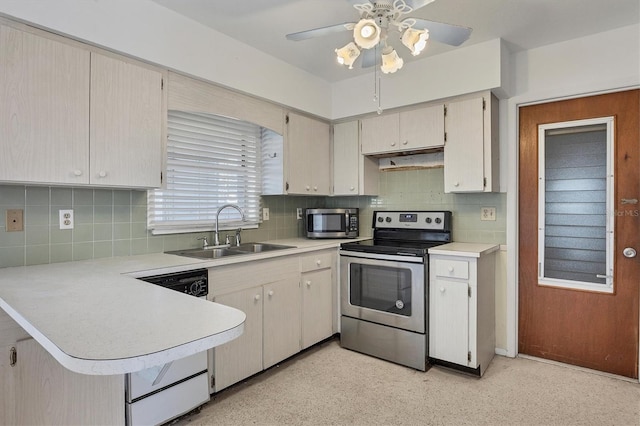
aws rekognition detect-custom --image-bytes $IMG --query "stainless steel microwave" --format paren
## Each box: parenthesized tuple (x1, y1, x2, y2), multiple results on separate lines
(306, 208, 359, 239)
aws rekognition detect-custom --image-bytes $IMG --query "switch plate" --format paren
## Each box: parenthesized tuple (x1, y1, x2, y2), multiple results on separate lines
(296, 208, 303, 220)
(59, 209, 74, 229)
(481, 207, 496, 221)
(262, 208, 270, 221)
(6, 209, 24, 232)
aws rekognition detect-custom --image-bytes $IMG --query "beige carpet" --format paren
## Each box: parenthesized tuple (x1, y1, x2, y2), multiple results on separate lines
(176, 339, 640, 426)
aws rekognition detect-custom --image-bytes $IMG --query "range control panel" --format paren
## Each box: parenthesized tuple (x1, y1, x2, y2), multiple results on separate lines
(373, 211, 451, 231)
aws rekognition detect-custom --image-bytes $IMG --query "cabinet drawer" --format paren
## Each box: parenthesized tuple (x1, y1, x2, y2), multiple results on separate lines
(301, 251, 333, 272)
(433, 259, 469, 280)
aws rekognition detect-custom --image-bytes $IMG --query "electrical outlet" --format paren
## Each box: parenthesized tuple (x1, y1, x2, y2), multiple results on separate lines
(262, 207, 270, 221)
(6, 209, 24, 232)
(481, 207, 496, 221)
(59, 209, 74, 229)
(296, 208, 303, 220)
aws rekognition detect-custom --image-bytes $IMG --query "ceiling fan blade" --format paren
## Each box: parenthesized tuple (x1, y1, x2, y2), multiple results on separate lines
(286, 22, 354, 41)
(410, 18, 472, 46)
(405, 0, 436, 12)
(360, 48, 377, 68)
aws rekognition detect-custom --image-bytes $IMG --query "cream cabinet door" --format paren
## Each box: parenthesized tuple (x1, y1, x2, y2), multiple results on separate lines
(399, 105, 444, 151)
(444, 97, 485, 192)
(263, 276, 301, 369)
(90, 52, 163, 187)
(286, 112, 330, 195)
(360, 113, 399, 155)
(301, 268, 333, 349)
(15, 339, 124, 425)
(429, 277, 470, 366)
(0, 25, 90, 184)
(213, 286, 264, 392)
(333, 121, 359, 195)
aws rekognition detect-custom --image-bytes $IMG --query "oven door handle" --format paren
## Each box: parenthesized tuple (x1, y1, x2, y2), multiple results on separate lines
(339, 250, 424, 263)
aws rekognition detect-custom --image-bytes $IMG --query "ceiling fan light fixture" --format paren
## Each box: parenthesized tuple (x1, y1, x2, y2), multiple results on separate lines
(353, 18, 381, 49)
(335, 42, 361, 69)
(402, 28, 429, 56)
(380, 46, 404, 74)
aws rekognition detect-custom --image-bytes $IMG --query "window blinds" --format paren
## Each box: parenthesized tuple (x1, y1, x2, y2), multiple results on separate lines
(148, 111, 262, 234)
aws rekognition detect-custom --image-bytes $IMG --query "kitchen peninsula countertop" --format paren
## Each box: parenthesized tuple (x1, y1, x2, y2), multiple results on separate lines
(0, 238, 354, 375)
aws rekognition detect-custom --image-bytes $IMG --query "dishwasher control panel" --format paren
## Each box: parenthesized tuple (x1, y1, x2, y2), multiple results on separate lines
(138, 269, 208, 298)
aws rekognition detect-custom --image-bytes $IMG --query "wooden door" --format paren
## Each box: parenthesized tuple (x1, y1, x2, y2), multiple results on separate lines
(519, 90, 639, 378)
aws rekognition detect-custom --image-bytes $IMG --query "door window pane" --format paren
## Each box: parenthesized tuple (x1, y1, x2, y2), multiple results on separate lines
(538, 118, 614, 292)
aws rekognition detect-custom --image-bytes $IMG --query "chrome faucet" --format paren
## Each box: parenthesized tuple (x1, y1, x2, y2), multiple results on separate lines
(215, 204, 245, 246)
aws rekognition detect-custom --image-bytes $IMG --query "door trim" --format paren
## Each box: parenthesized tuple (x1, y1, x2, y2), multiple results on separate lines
(505, 85, 640, 382)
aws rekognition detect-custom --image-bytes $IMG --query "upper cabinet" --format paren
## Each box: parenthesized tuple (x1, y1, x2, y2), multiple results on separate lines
(332, 121, 378, 196)
(360, 104, 444, 155)
(444, 93, 499, 193)
(0, 23, 164, 188)
(285, 112, 331, 195)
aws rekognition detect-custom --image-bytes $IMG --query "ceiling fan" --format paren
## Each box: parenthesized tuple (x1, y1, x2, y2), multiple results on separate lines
(286, 0, 472, 74)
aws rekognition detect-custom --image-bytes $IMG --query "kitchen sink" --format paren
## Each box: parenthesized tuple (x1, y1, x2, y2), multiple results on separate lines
(165, 242, 295, 259)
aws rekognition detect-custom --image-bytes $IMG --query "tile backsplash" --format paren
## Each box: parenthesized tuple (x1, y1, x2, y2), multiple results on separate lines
(0, 168, 505, 268)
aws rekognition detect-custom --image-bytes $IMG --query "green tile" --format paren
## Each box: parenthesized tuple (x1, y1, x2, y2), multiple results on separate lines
(25, 187, 49, 206)
(72, 224, 93, 243)
(50, 227, 72, 244)
(26, 225, 49, 245)
(161, 235, 179, 251)
(94, 189, 113, 206)
(26, 245, 49, 266)
(113, 240, 131, 256)
(0, 229, 25, 247)
(113, 223, 130, 240)
(94, 241, 113, 259)
(93, 223, 112, 241)
(50, 244, 72, 263)
(73, 188, 94, 206)
(113, 205, 131, 223)
(113, 190, 131, 206)
(131, 190, 147, 207)
(131, 222, 148, 239)
(147, 236, 164, 253)
(25, 207, 49, 226)
(0, 246, 24, 267)
(131, 238, 147, 255)
(74, 206, 94, 225)
(94, 205, 113, 224)
(0, 185, 26, 206)
(51, 188, 72, 205)
(132, 206, 147, 223)
(73, 242, 93, 261)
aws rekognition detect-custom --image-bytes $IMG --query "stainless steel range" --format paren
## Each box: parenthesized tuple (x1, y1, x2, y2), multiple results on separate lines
(339, 210, 452, 371)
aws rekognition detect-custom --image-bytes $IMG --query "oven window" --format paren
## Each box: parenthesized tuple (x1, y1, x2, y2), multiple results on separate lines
(310, 214, 345, 232)
(349, 264, 412, 316)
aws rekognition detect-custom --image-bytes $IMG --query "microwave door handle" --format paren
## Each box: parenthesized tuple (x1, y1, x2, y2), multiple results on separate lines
(345, 213, 350, 230)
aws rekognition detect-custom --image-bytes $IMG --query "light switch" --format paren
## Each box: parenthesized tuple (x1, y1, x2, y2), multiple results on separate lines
(6, 209, 23, 232)
(262, 208, 270, 221)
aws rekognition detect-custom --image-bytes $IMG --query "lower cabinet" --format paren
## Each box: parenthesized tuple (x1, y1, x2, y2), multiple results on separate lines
(429, 246, 496, 376)
(209, 250, 337, 393)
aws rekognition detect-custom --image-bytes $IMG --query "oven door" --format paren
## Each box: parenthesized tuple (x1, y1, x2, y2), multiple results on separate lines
(340, 251, 426, 333)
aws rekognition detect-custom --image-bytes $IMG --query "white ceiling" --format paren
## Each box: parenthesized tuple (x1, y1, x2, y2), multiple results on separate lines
(152, 0, 640, 83)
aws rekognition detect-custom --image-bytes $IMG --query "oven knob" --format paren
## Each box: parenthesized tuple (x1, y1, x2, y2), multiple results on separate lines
(425, 217, 432, 223)
(385, 217, 392, 223)
(377, 217, 383, 223)
(435, 217, 442, 224)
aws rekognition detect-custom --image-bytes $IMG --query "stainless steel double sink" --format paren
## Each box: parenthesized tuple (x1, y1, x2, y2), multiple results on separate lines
(166, 242, 295, 259)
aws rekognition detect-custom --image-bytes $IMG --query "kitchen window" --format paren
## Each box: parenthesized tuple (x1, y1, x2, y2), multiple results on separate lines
(148, 111, 278, 234)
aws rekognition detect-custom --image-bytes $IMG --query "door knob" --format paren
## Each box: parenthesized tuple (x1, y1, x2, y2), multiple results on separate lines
(623, 247, 637, 258)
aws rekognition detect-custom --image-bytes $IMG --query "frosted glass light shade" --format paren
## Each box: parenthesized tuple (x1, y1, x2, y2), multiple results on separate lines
(381, 47, 404, 74)
(353, 19, 381, 49)
(335, 42, 361, 69)
(402, 28, 429, 56)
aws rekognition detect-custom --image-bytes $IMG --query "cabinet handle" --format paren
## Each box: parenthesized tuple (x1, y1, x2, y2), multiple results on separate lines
(268, 290, 274, 297)
(306, 281, 312, 287)
(73, 170, 83, 177)
(402, 140, 408, 145)
(98, 171, 107, 178)
(254, 294, 261, 301)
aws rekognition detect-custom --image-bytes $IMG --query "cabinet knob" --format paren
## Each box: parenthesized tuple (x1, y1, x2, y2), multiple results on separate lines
(98, 171, 107, 178)
(268, 290, 274, 297)
(402, 140, 408, 145)
(391, 142, 397, 147)
(316, 260, 322, 266)
(73, 169, 83, 177)
(306, 281, 312, 287)
(440, 287, 445, 293)
(313, 186, 318, 191)
(448, 266, 454, 273)
(350, 186, 355, 191)
(454, 182, 460, 187)
(254, 294, 261, 301)
(305, 185, 310, 191)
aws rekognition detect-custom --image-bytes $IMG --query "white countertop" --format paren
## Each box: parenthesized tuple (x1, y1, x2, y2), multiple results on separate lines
(428, 242, 500, 257)
(0, 237, 352, 376)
